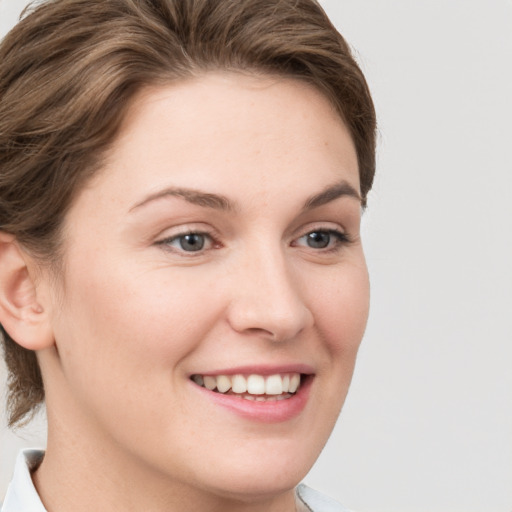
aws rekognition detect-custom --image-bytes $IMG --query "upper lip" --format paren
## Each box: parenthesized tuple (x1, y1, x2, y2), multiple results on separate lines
(189, 363, 315, 377)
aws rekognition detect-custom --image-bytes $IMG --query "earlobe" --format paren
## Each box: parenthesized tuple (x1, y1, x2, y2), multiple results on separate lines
(0, 232, 54, 351)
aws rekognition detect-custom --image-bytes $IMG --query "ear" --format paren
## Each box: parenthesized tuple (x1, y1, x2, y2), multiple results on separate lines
(0, 232, 54, 350)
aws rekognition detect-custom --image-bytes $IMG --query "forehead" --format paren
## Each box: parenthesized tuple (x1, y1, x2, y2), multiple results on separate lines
(73, 72, 359, 218)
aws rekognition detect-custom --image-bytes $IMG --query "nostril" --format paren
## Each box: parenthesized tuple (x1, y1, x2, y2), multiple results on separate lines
(245, 327, 276, 338)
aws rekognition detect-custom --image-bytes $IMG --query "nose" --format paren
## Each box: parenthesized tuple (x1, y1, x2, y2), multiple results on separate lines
(226, 247, 314, 342)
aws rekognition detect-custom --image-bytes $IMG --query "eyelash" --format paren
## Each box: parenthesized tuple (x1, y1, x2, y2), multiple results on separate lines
(155, 228, 352, 255)
(293, 229, 352, 253)
(155, 230, 219, 254)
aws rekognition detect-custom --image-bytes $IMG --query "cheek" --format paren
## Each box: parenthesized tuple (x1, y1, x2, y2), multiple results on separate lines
(49, 262, 227, 442)
(54, 256, 222, 393)
(296, 261, 369, 453)
(311, 261, 370, 359)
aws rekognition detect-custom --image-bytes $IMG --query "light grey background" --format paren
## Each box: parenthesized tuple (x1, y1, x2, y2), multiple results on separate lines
(1, 1, 511, 511)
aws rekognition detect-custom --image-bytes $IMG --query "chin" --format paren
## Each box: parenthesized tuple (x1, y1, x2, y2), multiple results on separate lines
(193, 442, 319, 502)
(204, 469, 306, 504)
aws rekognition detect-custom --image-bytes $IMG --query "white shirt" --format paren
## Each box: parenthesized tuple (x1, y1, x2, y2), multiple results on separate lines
(1, 449, 352, 512)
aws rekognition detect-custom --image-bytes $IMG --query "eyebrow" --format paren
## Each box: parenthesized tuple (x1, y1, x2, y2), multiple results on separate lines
(130, 187, 235, 212)
(302, 181, 362, 210)
(130, 180, 361, 213)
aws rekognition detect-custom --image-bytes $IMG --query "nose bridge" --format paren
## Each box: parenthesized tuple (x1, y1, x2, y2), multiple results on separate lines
(227, 241, 313, 341)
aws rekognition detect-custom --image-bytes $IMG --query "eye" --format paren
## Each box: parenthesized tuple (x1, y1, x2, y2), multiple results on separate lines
(295, 229, 349, 250)
(157, 232, 213, 253)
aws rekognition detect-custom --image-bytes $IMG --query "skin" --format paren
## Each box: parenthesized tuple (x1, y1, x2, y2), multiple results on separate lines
(25, 73, 370, 512)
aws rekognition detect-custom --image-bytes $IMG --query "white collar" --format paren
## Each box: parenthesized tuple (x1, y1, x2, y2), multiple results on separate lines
(2, 449, 47, 512)
(296, 483, 353, 512)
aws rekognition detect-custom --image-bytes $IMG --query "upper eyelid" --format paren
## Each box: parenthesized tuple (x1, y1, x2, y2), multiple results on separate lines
(294, 228, 349, 243)
(155, 226, 348, 241)
(155, 232, 217, 257)
(157, 231, 216, 245)
(155, 223, 217, 240)
(293, 225, 355, 249)
(153, 220, 351, 243)
(297, 228, 345, 238)
(292, 222, 347, 239)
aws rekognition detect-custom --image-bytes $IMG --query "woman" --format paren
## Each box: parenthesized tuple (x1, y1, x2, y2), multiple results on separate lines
(0, 0, 376, 510)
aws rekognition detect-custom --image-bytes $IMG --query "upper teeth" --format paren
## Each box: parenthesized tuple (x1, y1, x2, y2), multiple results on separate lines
(192, 373, 301, 395)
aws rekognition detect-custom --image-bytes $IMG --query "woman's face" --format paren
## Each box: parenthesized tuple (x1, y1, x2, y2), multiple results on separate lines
(40, 73, 369, 501)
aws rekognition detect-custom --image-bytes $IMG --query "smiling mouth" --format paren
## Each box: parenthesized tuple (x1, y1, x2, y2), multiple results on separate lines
(190, 373, 302, 401)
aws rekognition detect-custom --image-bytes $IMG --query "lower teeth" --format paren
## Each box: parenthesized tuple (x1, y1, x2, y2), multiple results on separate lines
(233, 393, 292, 401)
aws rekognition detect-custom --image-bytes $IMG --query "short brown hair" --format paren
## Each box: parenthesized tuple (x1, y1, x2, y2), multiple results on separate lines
(0, 0, 376, 428)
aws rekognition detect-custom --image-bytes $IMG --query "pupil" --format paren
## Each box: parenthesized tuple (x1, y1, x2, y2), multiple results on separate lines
(180, 234, 205, 251)
(307, 231, 330, 249)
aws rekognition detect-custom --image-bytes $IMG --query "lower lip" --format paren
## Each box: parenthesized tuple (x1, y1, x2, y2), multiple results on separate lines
(192, 376, 313, 423)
